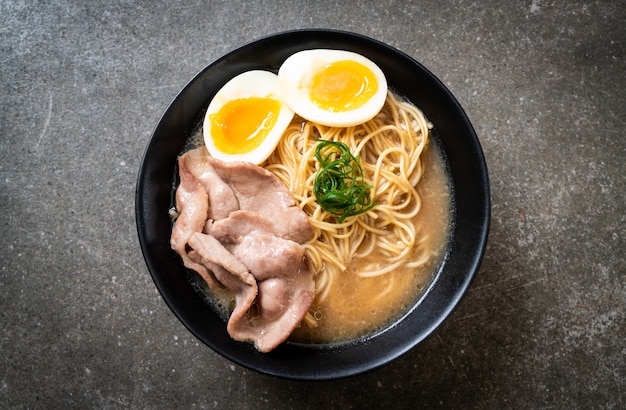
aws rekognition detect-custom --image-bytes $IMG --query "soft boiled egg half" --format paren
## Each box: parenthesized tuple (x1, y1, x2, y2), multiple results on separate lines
(277, 49, 387, 127)
(203, 70, 294, 165)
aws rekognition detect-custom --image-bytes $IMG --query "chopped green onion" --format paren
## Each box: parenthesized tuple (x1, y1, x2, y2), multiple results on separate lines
(313, 140, 375, 223)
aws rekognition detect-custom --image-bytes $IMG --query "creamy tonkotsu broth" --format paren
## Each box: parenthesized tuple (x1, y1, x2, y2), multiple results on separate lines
(290, 141, 451, 344)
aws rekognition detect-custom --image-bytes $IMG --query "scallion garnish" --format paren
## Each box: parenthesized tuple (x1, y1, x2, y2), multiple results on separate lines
(313, 140, 375, 223)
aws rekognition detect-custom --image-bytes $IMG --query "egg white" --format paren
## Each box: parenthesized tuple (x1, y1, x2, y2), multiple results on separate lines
(277, 49, 387, 127)
(203, 70, 294, 165)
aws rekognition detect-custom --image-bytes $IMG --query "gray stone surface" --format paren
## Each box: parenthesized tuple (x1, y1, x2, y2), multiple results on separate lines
(1, 1, 624, 408)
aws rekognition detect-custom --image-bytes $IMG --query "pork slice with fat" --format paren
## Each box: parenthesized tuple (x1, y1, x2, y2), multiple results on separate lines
(205, 209, 315, 352)
(229, 259, 315, 353)
(208, 210, 277, 240)
(208, 211, 306, 280)
(230, 233, 305, 281)
(208, 157, 314, 242)
(187, 232, 258, 340)
(170, 154, 217, 287)
(188, 232, 314, 353)
(208, 156, 294, 211)
(180, 148, 239, 220)
(274, 207, 315, 244)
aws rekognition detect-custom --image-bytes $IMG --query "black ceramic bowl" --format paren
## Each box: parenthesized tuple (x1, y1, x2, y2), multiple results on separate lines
(136, 29, 490, 380)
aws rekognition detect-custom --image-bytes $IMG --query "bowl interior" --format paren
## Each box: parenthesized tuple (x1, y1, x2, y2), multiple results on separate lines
(136, 29, 490, 380)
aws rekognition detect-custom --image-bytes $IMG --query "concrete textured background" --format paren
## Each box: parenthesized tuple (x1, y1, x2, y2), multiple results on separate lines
(1, 1, 624, 408)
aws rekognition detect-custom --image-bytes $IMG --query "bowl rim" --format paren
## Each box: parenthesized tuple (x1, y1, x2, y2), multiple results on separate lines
(135, 28, 490, 381)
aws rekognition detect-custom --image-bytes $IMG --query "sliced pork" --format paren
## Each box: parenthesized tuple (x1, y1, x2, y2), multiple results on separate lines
(180, 147, 239, 220)
(208, 157, 315, 243)
(187, 232, 257, 337)
(231, 267, 315, 353)
(208, 210, 277, 240)
(208, 211, 306, 280)
(170, 147, 316, 353)
(170, 154, 217, 288)
(224, 232, 306, 281)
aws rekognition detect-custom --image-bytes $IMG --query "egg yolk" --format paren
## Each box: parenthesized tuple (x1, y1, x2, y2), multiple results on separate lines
(310, 60, 378, 113)
(209, 97, 280, 154)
